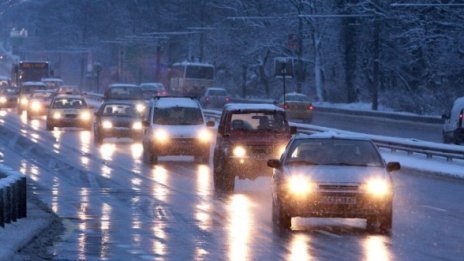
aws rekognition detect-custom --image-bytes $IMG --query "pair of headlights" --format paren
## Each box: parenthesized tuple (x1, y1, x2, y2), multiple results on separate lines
(52, 111, 91, 121)
(152, 129, 212, 143)
(231, 145, 287, 158)
(285, 175, 391, 198)
(102, 120, 143, 130)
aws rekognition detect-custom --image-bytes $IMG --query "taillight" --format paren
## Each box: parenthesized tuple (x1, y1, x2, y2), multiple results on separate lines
(283, 103, 289, 110)
(225, 96, 231, 103)
(307, 104, 314, 111)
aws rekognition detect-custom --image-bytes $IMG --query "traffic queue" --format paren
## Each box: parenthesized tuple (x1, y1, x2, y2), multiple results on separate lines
(0, 78, 401, 234)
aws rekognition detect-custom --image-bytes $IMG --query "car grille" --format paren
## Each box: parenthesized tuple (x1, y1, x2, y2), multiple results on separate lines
(65, 114, 78, 118)
(318, 184, 359, 191)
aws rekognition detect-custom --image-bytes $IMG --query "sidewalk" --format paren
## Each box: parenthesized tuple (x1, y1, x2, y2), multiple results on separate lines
(0, 194, 59, 261)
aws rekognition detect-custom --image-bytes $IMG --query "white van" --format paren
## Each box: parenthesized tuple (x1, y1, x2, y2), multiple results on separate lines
(442, 96, 464, 144)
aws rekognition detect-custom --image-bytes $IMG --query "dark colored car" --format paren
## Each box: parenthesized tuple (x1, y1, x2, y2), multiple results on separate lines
(46, 94, 93, 130)
(267, 132, 401, 232)
(213, 103, 295, 192)
(200, 87, 231, 109)
(139, 82, 168, 97)
(94, 101, 144, 144)
(442, 96, 464, 144)
(0, 88, 19, 108)
(104, 83, 147, 114)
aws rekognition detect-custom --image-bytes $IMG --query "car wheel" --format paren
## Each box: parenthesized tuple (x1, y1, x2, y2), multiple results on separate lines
(46, 122, 54, 131)
(272, 197, 291, 229)
(379, 208, 393, 232)
(94, 131, 103, 144)
(143, 147, 157, 165)
(195, 152, 209, 164)
(214, 161, 235, 192)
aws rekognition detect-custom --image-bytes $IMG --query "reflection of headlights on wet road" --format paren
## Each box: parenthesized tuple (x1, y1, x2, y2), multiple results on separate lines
(362, 178, 390, 198)
(30, 101, 41, 111)
(0, 96, 6, 104)
(102, 120, 113, 129)
(197, 129, 211, 143)
(233, 146, 246, 157)
(153, 129, 169, 143)
(132, 121, 143, 130)
(287, 175, 316, 196)
(52, 112, 61, 119)
(20, 98, 28, 105)
(135, 103, 145, 113)
(80, 111, 91, 121)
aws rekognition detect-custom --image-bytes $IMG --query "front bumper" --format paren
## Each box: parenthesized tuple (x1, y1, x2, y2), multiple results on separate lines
(150, 139, 210, 156)
(48, 117, 92, 128)
(0, 98, 17, 108)
(279, 191, 392, 218)
(100, 127, 143, 139)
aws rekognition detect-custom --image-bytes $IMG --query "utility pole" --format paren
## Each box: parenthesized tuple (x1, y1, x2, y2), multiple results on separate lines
(296, 0, 304, 93)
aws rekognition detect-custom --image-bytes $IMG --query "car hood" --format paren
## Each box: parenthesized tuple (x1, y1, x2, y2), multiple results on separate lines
(152, 124, 206, 138)
(283, 165, 388, 183)
(100, 116, 138, 124)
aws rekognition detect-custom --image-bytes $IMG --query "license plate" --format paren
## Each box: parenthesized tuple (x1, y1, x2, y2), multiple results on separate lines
(320, 196, 356, 205)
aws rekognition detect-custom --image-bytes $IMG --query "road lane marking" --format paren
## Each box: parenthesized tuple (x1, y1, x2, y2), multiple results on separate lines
(421, 205, 448, 213)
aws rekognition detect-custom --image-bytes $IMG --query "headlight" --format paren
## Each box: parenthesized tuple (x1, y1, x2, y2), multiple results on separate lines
(132, 121, 143, 130)
(277, 145, 286, 156)
(364, 178, 390, 197)
(30, 101, 41, 111)
(102, 120, 113, 129)
(197, 129, 211, 143)
(20, 97, 28, 105)
(135, 103, 145, 113)
(52, 112, 61, 119)
(153, 129, 169, 143)
(80, 111, 91, 121)
(232, 146, 246, 157)
(0, 96, 6, 103)
(287, 175, 316, 195)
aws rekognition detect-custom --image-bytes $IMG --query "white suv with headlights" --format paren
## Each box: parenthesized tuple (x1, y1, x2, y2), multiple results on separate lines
(142, 96, 214, 164)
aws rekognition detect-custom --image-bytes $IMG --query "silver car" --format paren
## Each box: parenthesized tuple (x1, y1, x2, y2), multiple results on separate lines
(268, 132, 401, 232)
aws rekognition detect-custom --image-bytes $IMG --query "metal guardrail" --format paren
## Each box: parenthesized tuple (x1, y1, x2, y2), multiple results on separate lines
(203, 110, 464, 162)
(0, 165, 27, 228)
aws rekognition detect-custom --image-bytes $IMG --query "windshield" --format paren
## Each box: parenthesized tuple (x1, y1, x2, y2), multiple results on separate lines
(285, 139, 383, 167)
(106, 87, 143, 99)
(52, 98, 87, 109)
(1, 88, 17, 95)
(20, 85, 46, 94)
(153, 107, 203, 125)
(283, 94, 310, 102)
(31, 92, 53, 99)
(185, 66, 214, 79)
(102, 104, 136, 117)
(228, 112, 287, 132)
(207, 89, 227, 96)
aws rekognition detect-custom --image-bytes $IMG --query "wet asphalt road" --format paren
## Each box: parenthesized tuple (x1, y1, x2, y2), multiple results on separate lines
(0, 109, 462, 260)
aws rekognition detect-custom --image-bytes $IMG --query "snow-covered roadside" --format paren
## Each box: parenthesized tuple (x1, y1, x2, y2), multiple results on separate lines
(381, 149, 464, 179)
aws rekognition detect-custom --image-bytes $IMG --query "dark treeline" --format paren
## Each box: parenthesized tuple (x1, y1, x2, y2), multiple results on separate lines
(1, 0, 463, 114)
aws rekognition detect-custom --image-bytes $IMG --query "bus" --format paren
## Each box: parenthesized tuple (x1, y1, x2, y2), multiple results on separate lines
(168, 61, 214, 97)
(11, 61, 50, 87)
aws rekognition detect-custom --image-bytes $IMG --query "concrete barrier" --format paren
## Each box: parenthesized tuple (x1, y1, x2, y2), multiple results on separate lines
(0, 165, 27, 228)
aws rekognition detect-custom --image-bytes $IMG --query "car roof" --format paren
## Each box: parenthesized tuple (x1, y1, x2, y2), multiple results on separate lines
(293, 131, 372, 141)
(285, 92, 308, 97)
(22, 81, 46, 86)
(140, 82, 164, 86)
(42, 78, 63, 82)
(54, 94, 85, 99)
(224, 103, 284, 112)
(207, 87, 226, 91)
(101, 100, 135, 106)
(154, 97, 200, 109)
(109, 83, 139, 88)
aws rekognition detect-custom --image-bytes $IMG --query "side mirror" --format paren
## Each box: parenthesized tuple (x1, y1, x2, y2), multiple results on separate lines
(290, 126, 297, 135)
(267, 159, 282, 169)
(206, 120, 215, 127)
(142, 120, 150, 127)
(386, 162, 401, 172)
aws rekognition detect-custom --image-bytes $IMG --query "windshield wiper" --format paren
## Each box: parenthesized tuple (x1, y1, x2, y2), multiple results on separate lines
(286, 160, 319, 165)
